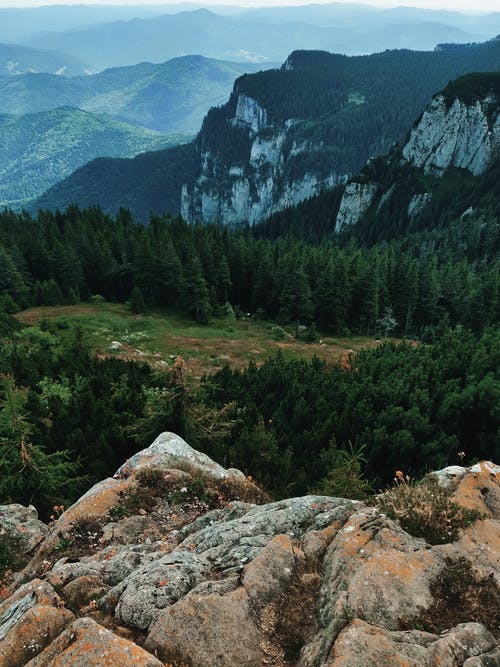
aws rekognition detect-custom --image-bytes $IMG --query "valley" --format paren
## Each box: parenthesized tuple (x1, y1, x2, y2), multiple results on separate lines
(0, 5, 499, 665)
(15, 301, 388, 377)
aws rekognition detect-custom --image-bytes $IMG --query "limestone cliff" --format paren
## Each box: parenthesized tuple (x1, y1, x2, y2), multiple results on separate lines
(181, 91, 344, 225)
(333, 74, 500, 232)
(1, 432, 499, 667)
(402, 93, 500, 176)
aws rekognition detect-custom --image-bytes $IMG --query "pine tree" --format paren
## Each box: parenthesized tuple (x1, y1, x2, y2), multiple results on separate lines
(0, 376, 86, 517)
(181, 254, 212, 324)
(128, 286, 146, 314)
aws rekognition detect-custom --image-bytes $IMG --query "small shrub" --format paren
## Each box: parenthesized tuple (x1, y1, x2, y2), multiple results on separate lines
(69, 516, 103, 552)
(222, 302, 236, 320)
(314, 442, 372, 500)
(90, 294, 105, 304)
(377, 476, 482, 544)
(55, 538, 73, 552)
(112, 467, 268, 518)
(400, 557, 500, 638)
(271, 325, 286, 341)
(269, 556, 321, 661)
(109, 504, 128, 519)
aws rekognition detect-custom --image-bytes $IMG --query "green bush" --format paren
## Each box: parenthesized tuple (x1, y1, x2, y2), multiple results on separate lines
(271, 325, 286, 341)
(377, 476, 482, 544)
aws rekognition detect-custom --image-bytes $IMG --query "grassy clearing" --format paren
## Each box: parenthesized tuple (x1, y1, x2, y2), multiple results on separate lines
(16, 302, 390, 377)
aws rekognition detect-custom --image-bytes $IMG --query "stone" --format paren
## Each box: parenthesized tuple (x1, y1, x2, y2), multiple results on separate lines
(402, 95, 500, 176)
(241, 534, 299, 613)
(177, 496, 356, 571)
(25, 617, 162, 666)
(107, 550, 211, 630)
(325, 619, 497, 666)
(0, 504, 48, 555)
(47, 543, 168, 589)
(453, 461, 500, 519)
(0, 579, 74, 666)
(115, 431, 245, 481)
(436, 518, 500, 584)
(146, 587, 266, 666)
(334, 182, 378, 232)
(100, 515, 162, 545)
(61, 575, 109, 611)
(234, 94, 267, 133)
(302, 507, 445, 666)
(463, 646, 500, 666)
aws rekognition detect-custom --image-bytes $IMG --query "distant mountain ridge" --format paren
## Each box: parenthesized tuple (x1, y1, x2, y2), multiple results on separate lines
(0, 108, 181, 210)
(33, 38, 500, 223)
(0, 55, 269, 134)
(20, 7, 499, 72)
(0, 42, 90, 77)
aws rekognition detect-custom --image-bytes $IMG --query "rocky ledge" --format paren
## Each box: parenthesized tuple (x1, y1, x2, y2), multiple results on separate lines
(0, 432, 498, 666)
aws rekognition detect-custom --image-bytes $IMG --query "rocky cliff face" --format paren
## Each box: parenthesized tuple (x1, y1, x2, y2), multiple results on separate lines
(1, 432, 499, 667)
(333, 78, 500, 232)
(181, 92, 344, 225)
(402, 94, 500, 176)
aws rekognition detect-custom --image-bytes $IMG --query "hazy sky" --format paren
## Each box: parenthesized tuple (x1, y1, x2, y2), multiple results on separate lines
(0, 0, 498, 11)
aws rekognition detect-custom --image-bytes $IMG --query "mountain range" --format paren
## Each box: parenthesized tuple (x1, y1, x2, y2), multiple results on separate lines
(0, 56, 270, 133)
(33, 37, 500, 224)
(0, 42, 90, 77)
(0, 108, 183, 210)
(0, 55, 271, 209)
(4, 4, 498, 71)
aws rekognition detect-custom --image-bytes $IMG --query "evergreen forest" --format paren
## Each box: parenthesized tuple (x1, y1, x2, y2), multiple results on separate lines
(0, 203, 498, 516)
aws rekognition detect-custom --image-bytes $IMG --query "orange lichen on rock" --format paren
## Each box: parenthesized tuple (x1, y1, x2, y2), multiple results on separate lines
(451, 462, 500, 518)
(24, 617, 162, 666)
(0, 580, 74, 667)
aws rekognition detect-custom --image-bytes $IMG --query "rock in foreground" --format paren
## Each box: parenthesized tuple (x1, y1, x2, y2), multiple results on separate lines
(0, 433, 498, 666)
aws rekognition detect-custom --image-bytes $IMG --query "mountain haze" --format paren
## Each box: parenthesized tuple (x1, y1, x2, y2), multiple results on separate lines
(0, 42, 90, 76)
(0, 56, 271, 134)
(22, 7, 500, 71)
(0, 108, 180, 209)
(34, 38, 500, 223)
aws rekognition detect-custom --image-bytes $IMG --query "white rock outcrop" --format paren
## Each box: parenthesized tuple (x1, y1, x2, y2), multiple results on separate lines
(402, 94, 500, 176)
(335, 182, 378, 232)
(234, 94, 267, 133)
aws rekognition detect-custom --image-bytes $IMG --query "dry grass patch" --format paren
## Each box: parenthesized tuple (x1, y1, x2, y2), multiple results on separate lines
(112, 466, 268, 519)
(400, 557, 500, 638)
(261, 555, 322, 665)
(377, 476, 482, 545)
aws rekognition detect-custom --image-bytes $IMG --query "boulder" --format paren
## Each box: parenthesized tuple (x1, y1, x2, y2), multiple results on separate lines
(146, 587, 266, 666)
(115, 431, 245, 480)
(241, 533, 299, 613)
(0, 504, 47, 555)
(302, 507, 445, 666)
(106, 550, 211, 630)
(0, 579, 74, 666)
(47, 543, 168, 590)
(431, 461, 500, 518)
(325, 619, 497, 666)
(464, 646, 500, 666)
(25, 617, 162, 666)
(178, 496, 357, 571)
(436, 518, 500, 584)
(61, 575, 110, 611)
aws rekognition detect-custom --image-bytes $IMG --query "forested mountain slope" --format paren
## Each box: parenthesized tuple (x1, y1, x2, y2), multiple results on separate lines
(34, 38, 500, 223)
(0, 42, 89, 76)
(0, 108, 180, 210)
(259, 72, 500, 250)
(0, 55, 269, 133)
